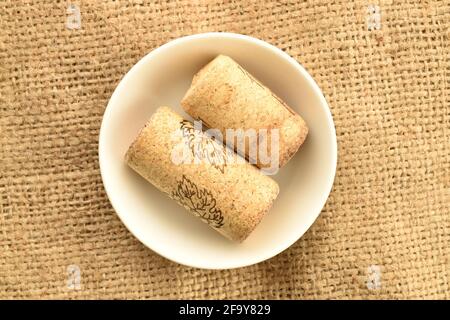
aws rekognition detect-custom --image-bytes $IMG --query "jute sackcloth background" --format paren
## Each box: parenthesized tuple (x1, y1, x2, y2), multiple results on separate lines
(0, 0, 449, 299)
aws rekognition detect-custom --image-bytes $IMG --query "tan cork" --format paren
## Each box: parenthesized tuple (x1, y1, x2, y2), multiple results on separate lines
(181, 55, 309, 169)
(125, 106, 279, 242)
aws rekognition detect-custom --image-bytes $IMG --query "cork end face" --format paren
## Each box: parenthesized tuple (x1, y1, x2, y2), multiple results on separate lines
(181, 54, 235, 115)
(124, 106, 174, 166)
(279, 114, 309, 168)
(233, 179, 280, 243)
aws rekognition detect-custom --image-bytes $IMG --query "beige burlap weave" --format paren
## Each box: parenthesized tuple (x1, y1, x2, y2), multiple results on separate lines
(0, 0, 449, 299)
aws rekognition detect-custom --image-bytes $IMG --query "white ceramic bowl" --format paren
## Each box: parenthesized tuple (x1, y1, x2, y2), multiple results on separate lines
(99, 33, 337, 269)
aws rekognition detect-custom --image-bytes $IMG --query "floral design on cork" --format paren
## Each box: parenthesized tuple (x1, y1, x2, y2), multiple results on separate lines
(172, 175, 224, 228)
(180, 120, 227, 173)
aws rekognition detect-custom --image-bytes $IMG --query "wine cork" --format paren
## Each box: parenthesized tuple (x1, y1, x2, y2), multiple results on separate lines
(125, 106, 279, 242)
(181, 55, 308, 171)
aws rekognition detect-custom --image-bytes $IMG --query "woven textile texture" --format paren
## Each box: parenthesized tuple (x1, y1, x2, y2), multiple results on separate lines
(0, 0, 449, 299)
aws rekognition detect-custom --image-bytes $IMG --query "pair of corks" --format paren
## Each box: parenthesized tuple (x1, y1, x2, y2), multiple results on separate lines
(125, 55, 308, 242)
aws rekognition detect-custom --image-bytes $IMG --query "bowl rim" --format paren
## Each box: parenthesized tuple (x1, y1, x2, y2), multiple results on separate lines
(99, 32, 338, 269)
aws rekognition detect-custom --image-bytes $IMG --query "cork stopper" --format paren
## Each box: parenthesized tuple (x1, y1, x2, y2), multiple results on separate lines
(125, 106, 279, 242)
(181, 55, 308, 170)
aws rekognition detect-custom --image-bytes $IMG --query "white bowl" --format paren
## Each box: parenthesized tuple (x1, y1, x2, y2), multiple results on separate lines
(99, 33, 337, 269)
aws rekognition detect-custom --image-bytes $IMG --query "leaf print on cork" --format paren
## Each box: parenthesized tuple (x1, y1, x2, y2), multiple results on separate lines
(172, 175, 224, 228)
(180, 120, 227, 173)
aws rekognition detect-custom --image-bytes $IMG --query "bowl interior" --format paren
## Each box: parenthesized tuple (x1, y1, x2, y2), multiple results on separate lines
(99, 33, 336, 269)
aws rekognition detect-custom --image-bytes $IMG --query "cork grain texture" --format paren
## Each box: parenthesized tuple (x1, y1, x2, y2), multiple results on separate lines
(0, 0, 449, 299)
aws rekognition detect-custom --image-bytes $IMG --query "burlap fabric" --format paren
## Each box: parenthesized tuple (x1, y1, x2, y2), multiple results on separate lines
(0, 0, 448, 299)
